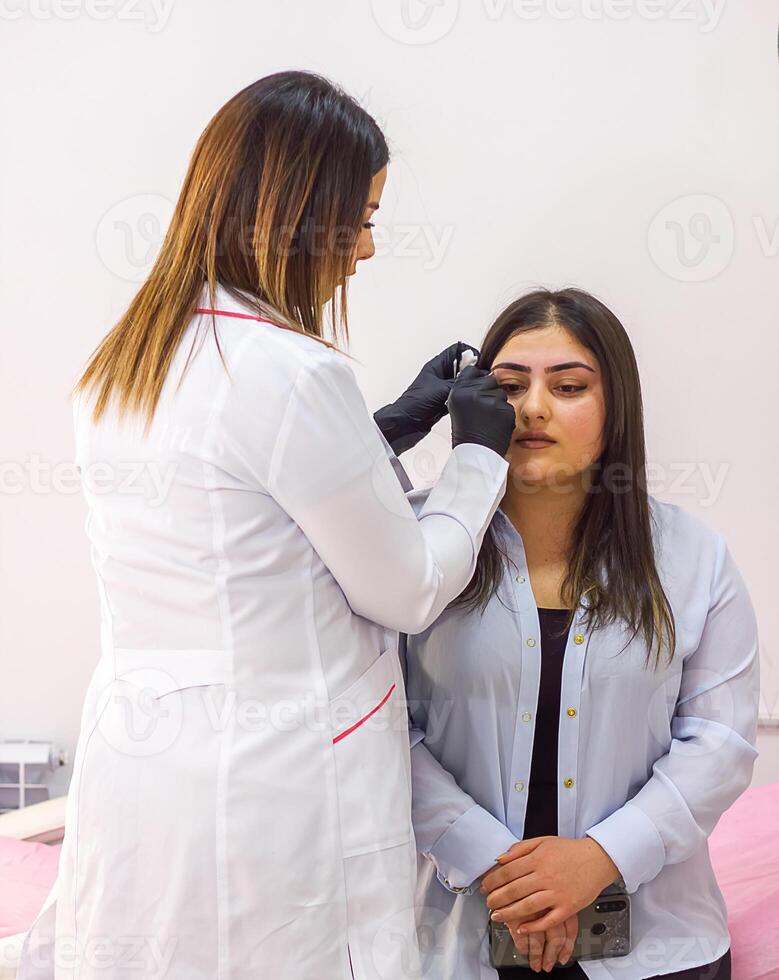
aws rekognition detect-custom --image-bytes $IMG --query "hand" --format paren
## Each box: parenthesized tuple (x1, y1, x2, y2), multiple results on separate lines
(507, 912, 579, 973)
(447, 364, 516, 457)
(481, 836, 621, 934)
(373, 342, 480, 455)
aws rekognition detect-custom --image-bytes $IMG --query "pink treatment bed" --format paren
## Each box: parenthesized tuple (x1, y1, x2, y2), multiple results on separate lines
(1, 784, 777, 978)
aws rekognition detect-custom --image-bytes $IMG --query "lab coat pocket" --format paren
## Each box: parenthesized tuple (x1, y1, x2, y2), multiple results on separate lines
(330, 649, 413, 858)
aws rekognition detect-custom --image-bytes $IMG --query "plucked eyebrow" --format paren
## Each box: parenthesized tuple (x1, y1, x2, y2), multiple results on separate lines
(492, 360, 596, 374)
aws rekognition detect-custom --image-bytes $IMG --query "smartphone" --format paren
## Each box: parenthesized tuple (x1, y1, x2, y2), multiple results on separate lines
(488, 892, 631, 969)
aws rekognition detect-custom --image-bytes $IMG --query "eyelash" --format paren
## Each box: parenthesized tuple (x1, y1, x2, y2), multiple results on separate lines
(501, 384, 586, 396)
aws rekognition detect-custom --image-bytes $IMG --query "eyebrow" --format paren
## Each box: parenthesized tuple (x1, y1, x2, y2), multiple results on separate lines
(492, 360, 596, 374)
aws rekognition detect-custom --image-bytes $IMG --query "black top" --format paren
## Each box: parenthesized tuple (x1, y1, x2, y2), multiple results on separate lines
(523, 607, 570, 841)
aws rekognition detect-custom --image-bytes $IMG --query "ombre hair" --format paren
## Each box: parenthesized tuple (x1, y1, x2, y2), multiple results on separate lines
(74, 70, 389, 428)
(449, 288, 676, 670)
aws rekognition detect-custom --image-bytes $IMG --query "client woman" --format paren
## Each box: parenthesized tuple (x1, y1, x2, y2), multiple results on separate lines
(403, 288, 759, 979)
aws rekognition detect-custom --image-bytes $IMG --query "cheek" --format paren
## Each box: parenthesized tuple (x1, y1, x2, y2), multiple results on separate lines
(558, 398, 604, 454)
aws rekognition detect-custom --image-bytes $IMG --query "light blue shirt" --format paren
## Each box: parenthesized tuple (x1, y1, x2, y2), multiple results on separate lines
(402, 493, 760, 980)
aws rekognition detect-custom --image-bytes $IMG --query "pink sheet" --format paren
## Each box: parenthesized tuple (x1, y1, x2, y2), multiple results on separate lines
(0, 837, 60, 939)
(709, 780, 779, 980)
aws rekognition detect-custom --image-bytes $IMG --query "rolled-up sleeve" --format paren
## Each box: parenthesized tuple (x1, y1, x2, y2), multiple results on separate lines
(586, 533, 760, 894)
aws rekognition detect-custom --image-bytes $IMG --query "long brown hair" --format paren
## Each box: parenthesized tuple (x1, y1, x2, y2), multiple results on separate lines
(74, 70, 389, 429)
(450, 288, 676, 669)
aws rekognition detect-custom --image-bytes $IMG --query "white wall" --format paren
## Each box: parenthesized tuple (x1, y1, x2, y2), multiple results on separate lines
(1, 0, 777, 799)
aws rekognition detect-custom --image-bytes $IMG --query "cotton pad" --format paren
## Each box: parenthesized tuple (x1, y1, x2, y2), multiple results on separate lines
(455, 348, 477, 376)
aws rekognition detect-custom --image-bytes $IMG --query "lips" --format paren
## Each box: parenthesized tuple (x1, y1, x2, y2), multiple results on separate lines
(516, 433, 556, 444)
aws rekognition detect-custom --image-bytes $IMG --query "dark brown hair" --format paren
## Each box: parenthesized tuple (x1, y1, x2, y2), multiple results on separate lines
(450, 288, 676, 669)
(74, 70, 389, 429)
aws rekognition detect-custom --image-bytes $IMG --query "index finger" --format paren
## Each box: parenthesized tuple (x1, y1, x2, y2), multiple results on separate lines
(480, 852, 538, 894)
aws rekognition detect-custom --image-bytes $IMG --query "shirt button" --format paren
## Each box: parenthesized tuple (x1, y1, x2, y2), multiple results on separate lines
(521, 711, 532, 722)
(514, 780, 525, 792)
(526, 637, 536, 647)
(567, 707, 577, 718)
(516, 575, 525, 584)
(563, 778, 575, 789)
(574, 634, 585, 645)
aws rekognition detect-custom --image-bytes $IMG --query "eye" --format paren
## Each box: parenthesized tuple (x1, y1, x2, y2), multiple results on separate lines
(499, 382, 586, 396)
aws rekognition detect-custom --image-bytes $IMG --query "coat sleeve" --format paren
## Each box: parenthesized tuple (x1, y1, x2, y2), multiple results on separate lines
(266, 354, 509, 635)
(585, 533, 761, 894)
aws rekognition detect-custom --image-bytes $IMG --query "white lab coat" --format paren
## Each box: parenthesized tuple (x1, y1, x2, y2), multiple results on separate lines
(19, 283, 508, 980)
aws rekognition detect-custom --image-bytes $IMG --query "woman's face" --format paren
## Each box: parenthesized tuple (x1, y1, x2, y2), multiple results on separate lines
(490, 324, 607, 489)
(346, 165, 387, 277)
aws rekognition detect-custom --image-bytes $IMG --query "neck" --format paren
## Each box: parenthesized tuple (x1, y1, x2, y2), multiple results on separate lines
(500, 482, 587, 563)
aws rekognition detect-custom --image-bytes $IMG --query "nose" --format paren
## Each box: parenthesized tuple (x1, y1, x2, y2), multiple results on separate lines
(355, 227, 376, 265)
(519, 381, 551, 422)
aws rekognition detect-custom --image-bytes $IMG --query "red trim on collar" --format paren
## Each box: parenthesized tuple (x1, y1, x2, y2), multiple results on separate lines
(195, 307, 277, 326)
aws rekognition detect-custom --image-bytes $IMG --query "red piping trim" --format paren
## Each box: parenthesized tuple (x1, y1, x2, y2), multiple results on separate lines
(332, 683, 396, 744)
(195, 307, 277, 326)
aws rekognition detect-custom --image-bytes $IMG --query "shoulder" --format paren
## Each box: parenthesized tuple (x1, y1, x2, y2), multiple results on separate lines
(648, 495, 725, 569)
(196, 280, 352, 381)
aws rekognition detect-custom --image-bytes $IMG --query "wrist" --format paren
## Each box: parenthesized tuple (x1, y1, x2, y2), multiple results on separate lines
(583, 836, 621, 890)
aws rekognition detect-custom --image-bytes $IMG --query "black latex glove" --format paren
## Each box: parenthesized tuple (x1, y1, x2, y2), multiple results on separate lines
(373, 342, 480, 456)
(446, 364, 516, 458)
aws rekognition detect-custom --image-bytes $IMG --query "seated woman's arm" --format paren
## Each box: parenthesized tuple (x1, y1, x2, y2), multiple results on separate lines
(585, 533, 760, 895)
(410, 730, 520, 895)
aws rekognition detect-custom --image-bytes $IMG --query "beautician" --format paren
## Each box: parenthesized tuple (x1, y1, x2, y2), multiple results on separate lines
(404, 288, 759, 980)
(19, 71, 516, 980)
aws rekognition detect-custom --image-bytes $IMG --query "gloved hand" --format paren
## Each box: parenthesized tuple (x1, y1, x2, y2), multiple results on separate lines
(373, 342, 480, 456)
(446, 364, 516, 458)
